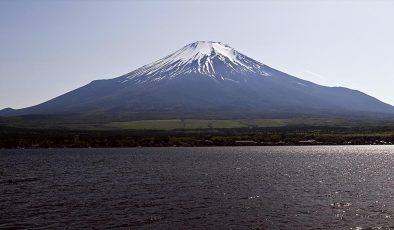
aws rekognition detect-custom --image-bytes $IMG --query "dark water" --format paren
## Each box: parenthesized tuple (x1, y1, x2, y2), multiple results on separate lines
(1, 146, 394, 229)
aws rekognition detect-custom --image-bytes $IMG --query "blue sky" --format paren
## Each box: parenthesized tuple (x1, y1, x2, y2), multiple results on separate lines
(1, 0, 394, 109)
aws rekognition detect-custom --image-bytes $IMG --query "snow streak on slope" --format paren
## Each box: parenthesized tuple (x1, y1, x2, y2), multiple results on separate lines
(119, 41, 272, 84)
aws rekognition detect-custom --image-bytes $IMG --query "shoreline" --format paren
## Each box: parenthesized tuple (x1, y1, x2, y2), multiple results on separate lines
(2, 144, 394, 150)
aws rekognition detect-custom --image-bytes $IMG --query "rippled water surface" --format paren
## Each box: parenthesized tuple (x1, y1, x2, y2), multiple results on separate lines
(1, 146, 394, 229)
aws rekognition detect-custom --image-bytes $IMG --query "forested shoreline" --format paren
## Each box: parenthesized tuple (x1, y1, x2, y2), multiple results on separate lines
(1, 126, 393, 149)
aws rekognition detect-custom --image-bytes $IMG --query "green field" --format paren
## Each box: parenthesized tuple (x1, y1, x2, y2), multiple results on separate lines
(105, 119, 288, 130)
(107, 119, 183, 130)
(2, 115, 394, 131)
(105, 118, 363, 130)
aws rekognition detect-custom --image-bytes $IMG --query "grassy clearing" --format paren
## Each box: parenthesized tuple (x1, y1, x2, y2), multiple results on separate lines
(210, 120, 247, 129)
(5, 116, 390, 131)
(244, 119, 288, 128)
(104, 119, 290, 130)
(183, 119, 214, 129)
(107, 120, 184, 130)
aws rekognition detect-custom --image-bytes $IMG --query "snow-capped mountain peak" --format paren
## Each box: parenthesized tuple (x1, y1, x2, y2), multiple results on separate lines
(176, 41, 238, 64)
(119, 41, 271, 84)
(3, 41, 394, 118)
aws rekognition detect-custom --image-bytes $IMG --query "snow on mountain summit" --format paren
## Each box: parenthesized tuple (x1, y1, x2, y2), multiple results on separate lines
(119, 41, 272, 84)
(177, 41, 238, 64)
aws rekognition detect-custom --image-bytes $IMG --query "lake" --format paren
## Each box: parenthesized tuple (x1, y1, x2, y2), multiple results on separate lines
(1, 146, 394, 229)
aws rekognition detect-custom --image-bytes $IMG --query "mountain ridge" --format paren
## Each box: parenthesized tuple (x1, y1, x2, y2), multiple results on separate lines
(1, 41, 394, 118)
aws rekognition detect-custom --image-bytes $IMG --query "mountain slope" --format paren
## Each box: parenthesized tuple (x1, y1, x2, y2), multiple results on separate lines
(1, 41, 393, 118)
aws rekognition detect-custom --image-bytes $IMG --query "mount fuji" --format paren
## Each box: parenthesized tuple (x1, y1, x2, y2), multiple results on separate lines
(1, 41, 394, 119)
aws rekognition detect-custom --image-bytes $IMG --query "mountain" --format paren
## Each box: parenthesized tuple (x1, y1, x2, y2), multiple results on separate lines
(1, 41, 394, 119)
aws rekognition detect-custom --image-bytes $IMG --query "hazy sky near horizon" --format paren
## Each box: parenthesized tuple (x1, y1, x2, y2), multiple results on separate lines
(1, 0, 394, 109)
